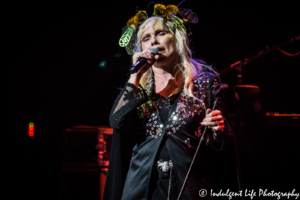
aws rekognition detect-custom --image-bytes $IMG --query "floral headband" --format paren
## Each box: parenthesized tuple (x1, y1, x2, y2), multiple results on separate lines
(119, 3, 199, 55)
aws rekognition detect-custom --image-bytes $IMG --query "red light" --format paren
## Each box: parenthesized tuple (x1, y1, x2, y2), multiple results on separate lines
(29, 130, 34, 137)
(29, 122, 34, 137)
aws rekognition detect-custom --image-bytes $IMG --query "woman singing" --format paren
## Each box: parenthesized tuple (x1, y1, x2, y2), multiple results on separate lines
(104, 4, 237, 200)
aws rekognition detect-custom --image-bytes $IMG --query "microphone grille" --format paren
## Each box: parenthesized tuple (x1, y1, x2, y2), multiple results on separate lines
(149, 48, 159, 55)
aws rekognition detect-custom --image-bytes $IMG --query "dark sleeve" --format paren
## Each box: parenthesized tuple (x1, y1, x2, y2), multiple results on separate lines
(109, 82, 148, 129)
(104, 83, 148, 200)
(196, 71, 233, 152)
(209, 125, 233, 151)
(209, 77, 233, 152)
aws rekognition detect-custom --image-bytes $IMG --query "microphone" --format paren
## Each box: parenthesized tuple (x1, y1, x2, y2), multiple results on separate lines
(129, 48, 159, 74)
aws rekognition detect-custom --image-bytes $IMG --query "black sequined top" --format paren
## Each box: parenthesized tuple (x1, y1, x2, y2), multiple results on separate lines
(149, 92, 180, 200)
(105, 71, 233, 200)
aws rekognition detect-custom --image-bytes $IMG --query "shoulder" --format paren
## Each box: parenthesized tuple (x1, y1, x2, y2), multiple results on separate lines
(191, 71, 221, 106)
(190, 71, 221, 100)
(193, 71, 220, 89)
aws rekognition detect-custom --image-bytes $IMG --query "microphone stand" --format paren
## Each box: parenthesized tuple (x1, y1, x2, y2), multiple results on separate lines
(215, 35, 299, 199)
(177, 84, 228, 200)
(177, 35, 299, 200)
(218, 35, 300, 81)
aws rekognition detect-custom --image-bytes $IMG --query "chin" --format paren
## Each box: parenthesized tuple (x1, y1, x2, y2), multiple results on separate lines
(157, 54, 166, 61)
(154, 55, 168, 65)
(154, 56, 175, 68)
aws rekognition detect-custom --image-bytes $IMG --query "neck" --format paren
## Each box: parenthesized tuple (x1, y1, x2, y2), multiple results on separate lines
(152, 65, 183, 98)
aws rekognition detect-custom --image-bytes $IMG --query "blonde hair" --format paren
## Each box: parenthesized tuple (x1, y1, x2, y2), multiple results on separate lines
(134, 17, 203, 96)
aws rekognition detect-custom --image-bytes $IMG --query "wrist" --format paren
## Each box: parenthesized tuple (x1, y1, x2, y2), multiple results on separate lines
(128, 74, 141, 88)
(213, 129, 225, 143)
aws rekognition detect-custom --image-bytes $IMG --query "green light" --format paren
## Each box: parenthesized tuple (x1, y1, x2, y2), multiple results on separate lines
(29, 122, 34, 126)
(99, 61, 107, 67)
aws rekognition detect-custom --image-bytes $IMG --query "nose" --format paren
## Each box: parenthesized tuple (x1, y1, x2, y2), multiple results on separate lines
(151, 37, 159, 46)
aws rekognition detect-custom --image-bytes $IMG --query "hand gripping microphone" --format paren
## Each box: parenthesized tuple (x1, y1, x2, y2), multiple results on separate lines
(129, 48, 159, 74)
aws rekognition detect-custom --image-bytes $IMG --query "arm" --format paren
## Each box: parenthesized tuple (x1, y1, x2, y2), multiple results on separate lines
(201, 109, 231, 151)
(109, 80, 147, 130)
(109, 49, 155, 129)
(195, 72, 233, 151)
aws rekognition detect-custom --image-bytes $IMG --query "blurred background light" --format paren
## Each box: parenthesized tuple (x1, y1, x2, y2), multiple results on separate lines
(28, 122, 34, 137)
(99, 61, 107, 67)
(113, 53, 122, 58)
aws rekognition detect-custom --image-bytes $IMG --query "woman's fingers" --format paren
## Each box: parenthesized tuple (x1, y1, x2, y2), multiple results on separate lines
(132, 49, 156, 65)
(206, 109, 212, 115)
(201, 120, 223, 126)
(131, 49, 158, 76)
(144, 50, 153, 63)
(201, 109, 224, 128)
(202, 115, 223, 122)
(202, 109, 225, 141)
(204, 109, 221, 118)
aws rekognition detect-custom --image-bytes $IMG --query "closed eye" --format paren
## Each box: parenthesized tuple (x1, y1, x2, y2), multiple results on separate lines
(157, 30, 167, 36)
(141, 30, 168, 42)
(142, 37, 150, 42)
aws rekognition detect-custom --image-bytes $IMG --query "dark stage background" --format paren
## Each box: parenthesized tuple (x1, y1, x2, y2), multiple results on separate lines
(10, 1, 299, 199)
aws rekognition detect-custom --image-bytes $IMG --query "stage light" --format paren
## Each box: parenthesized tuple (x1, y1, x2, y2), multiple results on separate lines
(99, 61, 107, 67)
(29, 122, 34, 137)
